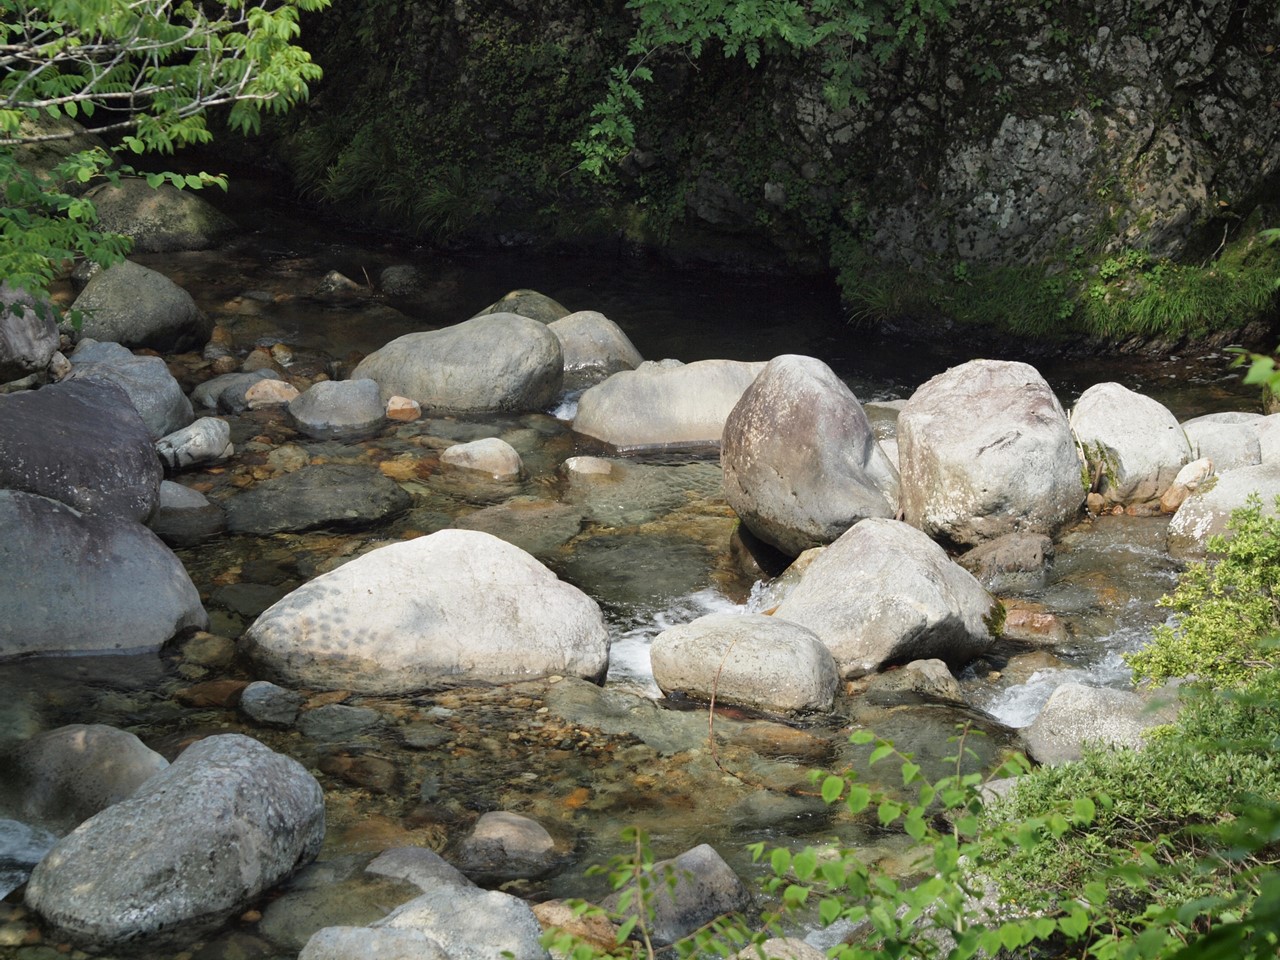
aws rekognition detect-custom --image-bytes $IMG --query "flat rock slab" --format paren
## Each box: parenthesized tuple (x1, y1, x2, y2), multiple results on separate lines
(223, 463, 412, 535)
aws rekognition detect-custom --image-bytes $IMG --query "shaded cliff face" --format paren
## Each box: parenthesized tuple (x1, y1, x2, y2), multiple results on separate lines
(282, 0, 1279, 298)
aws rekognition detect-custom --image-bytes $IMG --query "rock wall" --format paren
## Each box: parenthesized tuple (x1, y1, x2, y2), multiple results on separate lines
(285, 0, 1280, 280)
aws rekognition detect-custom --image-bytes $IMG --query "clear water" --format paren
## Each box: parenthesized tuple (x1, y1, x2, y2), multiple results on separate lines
(2, 197, 1264, 956)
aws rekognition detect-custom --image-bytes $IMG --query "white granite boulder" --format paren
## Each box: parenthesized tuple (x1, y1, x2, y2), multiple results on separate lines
(574, 358, 765, 451)
(898, 360, 1082, 546)
(1069, 382, 1191, 506)
(1180, 411, 1264, 473)
(243, 529, 609, 693)
(1022, 682, 1180, 766)
(721, 354, 899, 556)
(773, 518, 999, 678)
(352, 314, 563, 413)
(650, 612, 839, 713)
(155, 417, 233, 472)
(1166, 463, 1280, 560)
(440, 437, 523, 480)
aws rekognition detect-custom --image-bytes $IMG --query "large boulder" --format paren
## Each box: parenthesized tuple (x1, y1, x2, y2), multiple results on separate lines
(649, 612, 839, 713)
(773, 518, 999, 678)
(0, 378, 162, 522)
(86, 178, 236, 253)
(1022, 682, 1180, 766)
(721, 354, 899, 556)
(0, 490, 207, 657)
(352, 314, 563, 412)
(374, 884, 548, 960)
(547, 310, 643, 390)
(223, 464, 412, 535)
(0, 724, 168, 834)
(242, 529, 610, 693)
(1166, 463, 1280, 561)
(67, 339, 194, 439)
(25, 734, 324, 946)
(1069, 382, 1191, 506)
(0, 282, 58, 382)
(1180, 411, 1264, 473)
(573, 358, 765, 451)
(898, 360, 1082, 546)
(69, 259, 207, 352)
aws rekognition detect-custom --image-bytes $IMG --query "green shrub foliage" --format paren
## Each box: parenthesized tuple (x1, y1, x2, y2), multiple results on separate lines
(1126, 495, 1280, 688)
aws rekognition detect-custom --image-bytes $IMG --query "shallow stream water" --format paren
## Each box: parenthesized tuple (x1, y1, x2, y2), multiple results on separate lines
(0, 199, 1264, 958)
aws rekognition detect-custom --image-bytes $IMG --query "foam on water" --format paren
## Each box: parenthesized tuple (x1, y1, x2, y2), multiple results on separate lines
(605, 588, 747, 697)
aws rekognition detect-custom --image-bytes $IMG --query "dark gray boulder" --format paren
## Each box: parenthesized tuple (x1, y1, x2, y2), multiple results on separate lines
(67, 339, 194, 439)
(25, 734, 325, 947)
(0, 378, 162, 522)
(147, 480, 225, 546)
(470, 288, 570, 323)
(223, 463, 412, 535)
(86, 178, 236, 253)
(0, 724, 168, 834)
(0, 282, 58, 382)
(721, 354, 899, 556)
(288, 379, 386, 439)
(0, 490, 207, 657)
(69, 259, 207, 352)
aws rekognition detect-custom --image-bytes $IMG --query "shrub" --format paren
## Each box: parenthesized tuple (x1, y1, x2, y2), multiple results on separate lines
(1126, 495, 1280, 688)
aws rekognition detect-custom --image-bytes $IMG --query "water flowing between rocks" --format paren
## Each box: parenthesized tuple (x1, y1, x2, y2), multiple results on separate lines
(0, 205, 1262, 958)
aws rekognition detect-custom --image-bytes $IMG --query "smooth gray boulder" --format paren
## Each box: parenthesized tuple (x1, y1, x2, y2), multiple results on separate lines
(0, 490, 207, 657)
(0, 378, 162, 522)
(87, 178, 235, 253)
(899, 360, 1082, 546)
(0, 724, 168, 834)
(243, 529, 610, 693)
(68, 339, 194, 439)
(1166, 463, 1280, 560)
(376, 885, 548, 960)
(289, 379, 386, 439)
(603, 844, 751, 948)
(192, 369, 283, 412)
(0, 282, 58, 382)
(1022, 682, 1180, 766)
(1259, 415, 1280, 464)
(574, 358, 765, 451)
(547, 310, 643, 390)
(223, 463, 411, 535)
(148, 480, 225, 546)
(454, 811, 559, 884)
(69, 259, 206, 352)
(440, 437, 523, 479)
(721, 354, 899, 556)
(650, 612, 839, 713)
(1069, 382, 1191, 506)
(774, 518, 998, 678)
(300, 927, 449, 960)
(156, 417, 233, 472)
(1180, 411, 1264, 473)
(365, 847, 473, 892)
(25, 734, 325, 946)
(471, 288, 570, 323)
(352, 314, 563, 412)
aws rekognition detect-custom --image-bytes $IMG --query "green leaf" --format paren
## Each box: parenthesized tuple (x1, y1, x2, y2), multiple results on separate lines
(615, 914, 637, 943)
(845, 784, 871, 814)
(868, 743, 894, 765)
(1072, 797, 1096, 824)
(877, 800, 902, 826)
(821, 775, 844, 804)
(770, 847, 791, 877)
(848, 730, 875, 745)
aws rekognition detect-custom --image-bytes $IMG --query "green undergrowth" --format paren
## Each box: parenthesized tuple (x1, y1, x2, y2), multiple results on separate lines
(835, 226, 1280, 343)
